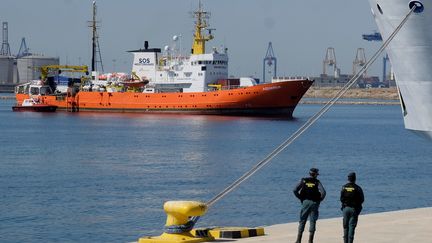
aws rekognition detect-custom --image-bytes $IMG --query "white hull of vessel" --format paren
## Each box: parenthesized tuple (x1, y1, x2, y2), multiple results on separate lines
(368, 0, 432, 139)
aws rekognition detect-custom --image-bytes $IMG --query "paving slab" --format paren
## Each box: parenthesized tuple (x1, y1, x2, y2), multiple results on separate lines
(216, 207, 431, 243)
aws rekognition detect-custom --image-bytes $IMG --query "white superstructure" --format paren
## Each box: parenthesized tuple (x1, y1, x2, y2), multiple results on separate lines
(368, 0, 432, 139)
(129, 2, 259, 93)
(130, 42, 230, 92)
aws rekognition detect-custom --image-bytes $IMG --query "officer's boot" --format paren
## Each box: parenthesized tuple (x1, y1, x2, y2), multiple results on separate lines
(295, 231, 303, 243)
(294, 230, 303, 243)
(308, 231, 315, 243)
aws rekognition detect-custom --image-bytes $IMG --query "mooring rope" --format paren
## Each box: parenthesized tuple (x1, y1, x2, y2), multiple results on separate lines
(170, 4, 418, 231)
(204, 4, 417, 209)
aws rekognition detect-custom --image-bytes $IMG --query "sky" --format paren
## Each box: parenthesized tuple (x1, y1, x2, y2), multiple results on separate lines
(1, 0, 383, 80)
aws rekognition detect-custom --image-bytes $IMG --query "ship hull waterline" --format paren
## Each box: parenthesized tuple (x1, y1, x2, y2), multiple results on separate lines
(16, 80, 313, 118)
(12, 105, 57, 112)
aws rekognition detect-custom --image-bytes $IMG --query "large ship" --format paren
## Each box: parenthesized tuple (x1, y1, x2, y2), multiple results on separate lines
(14, 3, 312, 117)
(368, 0, 432, 139)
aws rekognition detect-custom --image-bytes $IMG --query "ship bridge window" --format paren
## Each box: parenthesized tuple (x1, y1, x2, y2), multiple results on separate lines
(30, 87, 40, 95)
(40, 86, 51, 95)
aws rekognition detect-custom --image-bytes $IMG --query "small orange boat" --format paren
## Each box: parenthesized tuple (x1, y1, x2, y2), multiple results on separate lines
(14, 2, 312, 117)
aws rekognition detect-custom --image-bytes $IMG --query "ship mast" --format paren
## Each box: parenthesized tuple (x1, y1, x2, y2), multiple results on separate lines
(191, 0, 213, 54)
(89, 1, 104, 72)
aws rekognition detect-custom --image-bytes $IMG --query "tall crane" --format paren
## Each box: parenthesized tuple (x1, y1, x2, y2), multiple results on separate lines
(353, 48, 367, 76)
(323, 47, 338, 77)
(17, 38, 31, 58)
(1, 22, 11, 56)
(263, 42, 277, 83)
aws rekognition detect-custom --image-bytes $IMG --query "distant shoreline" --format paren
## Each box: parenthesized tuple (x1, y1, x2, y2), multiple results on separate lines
(304, 87, 399, 100)
(300, 100, 400, 105)
(301, 87, 400, 105)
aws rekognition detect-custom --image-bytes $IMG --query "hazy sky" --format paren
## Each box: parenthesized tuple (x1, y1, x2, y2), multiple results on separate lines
(1, 0, 383, 79)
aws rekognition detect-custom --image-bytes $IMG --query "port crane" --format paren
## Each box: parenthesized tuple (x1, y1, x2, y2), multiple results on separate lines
(353, 48, 367, 76)
(322, 47, 338, 77)
(263, 42, 277, 83)
(16, 38, 31, 58)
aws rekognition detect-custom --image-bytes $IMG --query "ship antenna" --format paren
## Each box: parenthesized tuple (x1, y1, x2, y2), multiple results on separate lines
(191, 0, 214, 54)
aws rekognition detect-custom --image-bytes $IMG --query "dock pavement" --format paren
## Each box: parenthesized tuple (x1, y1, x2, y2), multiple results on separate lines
(223, 207, 431, 243)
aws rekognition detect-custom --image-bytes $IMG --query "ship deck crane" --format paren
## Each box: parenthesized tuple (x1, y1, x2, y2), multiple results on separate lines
(40, 65, 89, 81)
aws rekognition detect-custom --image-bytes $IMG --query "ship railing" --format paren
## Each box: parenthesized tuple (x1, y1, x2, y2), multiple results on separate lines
(273, 76, 310, 81)
(221, 85, 241, 90)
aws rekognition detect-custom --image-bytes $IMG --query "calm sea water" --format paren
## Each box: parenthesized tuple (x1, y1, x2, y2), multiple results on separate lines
(1, 95, 431, 243)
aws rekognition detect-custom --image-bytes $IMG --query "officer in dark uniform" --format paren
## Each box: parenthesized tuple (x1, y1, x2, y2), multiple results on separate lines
(293, 168, 326, 243)
(340, 172, 364, 243)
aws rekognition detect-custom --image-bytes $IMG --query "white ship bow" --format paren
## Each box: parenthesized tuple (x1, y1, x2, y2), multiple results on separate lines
(368, 0, 432, 139)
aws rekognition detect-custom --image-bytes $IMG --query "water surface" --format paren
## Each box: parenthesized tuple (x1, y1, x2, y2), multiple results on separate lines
(1, 97, 430, 242)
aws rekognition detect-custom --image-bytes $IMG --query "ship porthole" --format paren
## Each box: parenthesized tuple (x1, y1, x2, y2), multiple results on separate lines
(409, 1, 424, 13)
(377, 3, 383, 14)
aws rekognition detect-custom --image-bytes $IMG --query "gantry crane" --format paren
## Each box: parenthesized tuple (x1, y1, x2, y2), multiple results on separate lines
(353, 48, 367, 76)
(263, 42, 277, 83)
(323, 47, 337, 77)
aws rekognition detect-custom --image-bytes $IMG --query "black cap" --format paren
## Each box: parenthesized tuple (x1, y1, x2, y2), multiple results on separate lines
(309, 168, 319, 175)
(348, 172, 356, 182)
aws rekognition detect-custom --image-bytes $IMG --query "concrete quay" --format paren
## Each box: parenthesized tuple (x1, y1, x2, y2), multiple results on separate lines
(222, 207, 431, 243)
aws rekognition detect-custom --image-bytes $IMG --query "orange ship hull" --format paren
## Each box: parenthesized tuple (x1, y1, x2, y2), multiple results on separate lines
(16, 80, 313, 117)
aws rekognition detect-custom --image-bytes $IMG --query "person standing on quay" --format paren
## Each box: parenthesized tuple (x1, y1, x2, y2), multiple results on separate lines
(340, 172, 364, 243)
(293, 168, 326, 243)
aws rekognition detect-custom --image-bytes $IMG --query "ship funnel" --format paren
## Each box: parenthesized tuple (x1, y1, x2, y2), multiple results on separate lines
(144, 41, 149, 50)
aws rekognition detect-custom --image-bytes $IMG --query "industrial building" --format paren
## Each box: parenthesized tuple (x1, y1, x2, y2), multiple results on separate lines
(16, 55, 59, 83)
(0, 21, 59, 92)
(0, 55, 14, 84)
